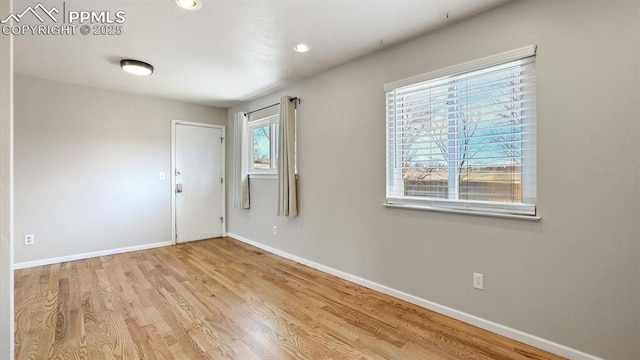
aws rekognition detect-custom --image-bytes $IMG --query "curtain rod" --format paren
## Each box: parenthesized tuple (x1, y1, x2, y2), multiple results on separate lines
(244, 97, 300, 116)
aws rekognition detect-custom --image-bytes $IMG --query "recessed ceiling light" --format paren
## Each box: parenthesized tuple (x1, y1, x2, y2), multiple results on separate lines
(176, 0, 202, 10)
(293, 43, 311, 53)
(120, 59, 154, 76)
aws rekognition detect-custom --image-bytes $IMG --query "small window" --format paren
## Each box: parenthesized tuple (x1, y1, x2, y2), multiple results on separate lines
(249, 115, 279, 173)
(385, 47, 537, 217)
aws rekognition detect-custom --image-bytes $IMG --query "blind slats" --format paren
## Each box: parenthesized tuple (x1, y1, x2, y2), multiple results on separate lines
(394, 70, 535, 99)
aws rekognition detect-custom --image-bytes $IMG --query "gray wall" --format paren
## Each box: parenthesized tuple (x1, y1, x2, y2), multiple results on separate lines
(0, 0, 14, 358)
(14, 76, 226, 264)
(226, 0, 640, 359)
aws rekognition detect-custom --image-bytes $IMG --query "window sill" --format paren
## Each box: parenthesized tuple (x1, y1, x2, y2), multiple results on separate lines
(382, 203, 541, 221)
(249, 173, 276, 179)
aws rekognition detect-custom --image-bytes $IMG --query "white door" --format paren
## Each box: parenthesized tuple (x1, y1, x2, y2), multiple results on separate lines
(174, 123, 224, 243)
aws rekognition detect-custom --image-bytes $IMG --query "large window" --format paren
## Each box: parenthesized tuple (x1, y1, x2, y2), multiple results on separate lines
(249, 114, 279, 173)
(385, 47, 537, 217)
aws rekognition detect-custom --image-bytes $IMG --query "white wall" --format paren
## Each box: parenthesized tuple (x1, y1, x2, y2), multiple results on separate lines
(227, 0, 640, 359)
(0, 0, 14, 358)
(14, 76, 226, 264)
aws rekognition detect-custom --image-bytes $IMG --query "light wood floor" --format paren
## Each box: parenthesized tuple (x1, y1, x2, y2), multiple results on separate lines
(15, 237, 564, 360)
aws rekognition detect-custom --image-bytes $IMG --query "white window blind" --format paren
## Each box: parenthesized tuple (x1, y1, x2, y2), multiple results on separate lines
(385, 47, 537, 217)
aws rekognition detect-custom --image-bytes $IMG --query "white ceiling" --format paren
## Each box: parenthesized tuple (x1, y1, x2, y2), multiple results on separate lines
(13, 0, 511, 108)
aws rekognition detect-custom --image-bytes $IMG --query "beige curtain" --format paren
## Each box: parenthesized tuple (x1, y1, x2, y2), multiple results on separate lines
(277, 96, 298, 216)
(233, 112, 250, 209)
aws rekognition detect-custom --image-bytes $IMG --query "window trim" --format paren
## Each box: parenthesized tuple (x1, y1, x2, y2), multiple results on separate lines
(382, 203, 541, 221)
(384, 46, 538, 219)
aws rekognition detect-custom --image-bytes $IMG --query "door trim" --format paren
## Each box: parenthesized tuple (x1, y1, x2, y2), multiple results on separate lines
(171, 120, 226, 245)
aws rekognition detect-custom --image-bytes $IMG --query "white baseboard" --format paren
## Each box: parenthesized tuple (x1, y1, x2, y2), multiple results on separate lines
(227, 233, 603, 360)
(13, 241, 173, 270)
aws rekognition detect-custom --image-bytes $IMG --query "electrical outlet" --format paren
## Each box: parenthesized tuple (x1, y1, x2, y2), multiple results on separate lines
(473, 273, 484, 290)
(24, 234, 35, 245)
(272, 226, 277, 235)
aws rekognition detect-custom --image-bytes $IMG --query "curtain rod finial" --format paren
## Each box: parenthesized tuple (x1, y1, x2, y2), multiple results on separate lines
(289, 96, 301, 105)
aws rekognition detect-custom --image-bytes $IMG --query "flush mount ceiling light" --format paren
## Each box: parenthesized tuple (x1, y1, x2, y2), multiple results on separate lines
(293, 43, 311, 53)
(120, 59, 154, 76)
(176, 0, 202, 10)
